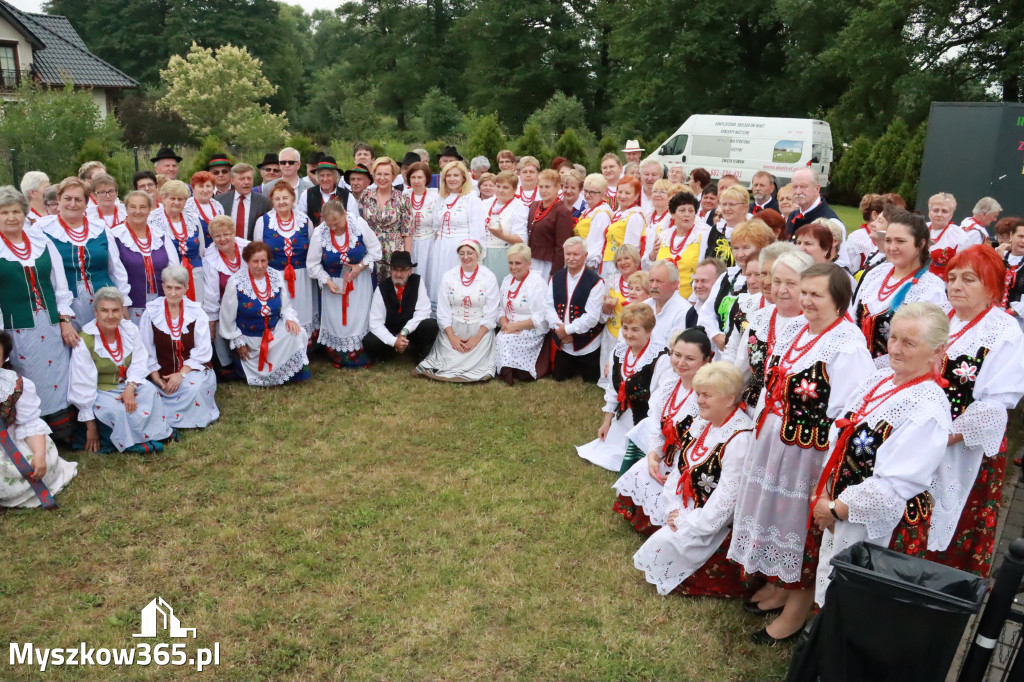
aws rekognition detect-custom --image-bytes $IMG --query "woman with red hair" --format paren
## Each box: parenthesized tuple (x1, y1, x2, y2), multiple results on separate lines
(794, 221, 834, 265)
(185, 170, 224, 244)
(599, 176, 647, 278)
(924, 245, 1024, 576)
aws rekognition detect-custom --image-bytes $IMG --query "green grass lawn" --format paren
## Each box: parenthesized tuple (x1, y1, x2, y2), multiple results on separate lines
(832, 205, 862, 233)
(1, 359, 792, 681)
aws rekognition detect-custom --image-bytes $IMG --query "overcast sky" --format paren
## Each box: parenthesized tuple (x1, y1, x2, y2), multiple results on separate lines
(7, 0, 341, 15)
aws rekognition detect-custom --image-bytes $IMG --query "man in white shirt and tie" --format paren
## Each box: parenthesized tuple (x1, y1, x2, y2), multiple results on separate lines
(214, 163, 271, 240)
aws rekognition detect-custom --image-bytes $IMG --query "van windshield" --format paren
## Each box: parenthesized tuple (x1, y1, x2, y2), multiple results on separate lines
(661, 134, 688, 156)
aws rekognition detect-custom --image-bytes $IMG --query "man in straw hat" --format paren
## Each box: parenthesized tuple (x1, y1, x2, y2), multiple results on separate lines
(622, 139, 645, 166)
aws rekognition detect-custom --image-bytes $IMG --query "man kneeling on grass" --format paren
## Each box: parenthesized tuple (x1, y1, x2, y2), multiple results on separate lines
(363, 251, 438, 363)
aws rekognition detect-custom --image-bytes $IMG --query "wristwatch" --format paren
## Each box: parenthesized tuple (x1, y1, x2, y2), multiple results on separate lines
(59, 315, 74, 323)
(828, 500, 840, 520)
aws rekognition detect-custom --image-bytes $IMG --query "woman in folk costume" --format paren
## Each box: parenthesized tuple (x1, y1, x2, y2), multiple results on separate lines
(812, 303, 954, 606)
(514, 156, 541, 208)
(640, 179, 676, 264)
(597, 245, 642, 387)
(1001, 219, 1024, 327)
(218, 242, 310, 387)
(578, 174, 614, 275)
(731, 245, 809, 414)
(598, 176, 646, 280)
(853, 210, 947, 367)
(68, 287, 173, 453)
(494, 243, 549, 385)
(922, 246, 1024, 576)
(201, 216, 248, 380)
(728, 263, 874, 645)
(613, 328, 712, 533)
(481, 171, 528, 282)
(253, 182, 317, 337)
(306, 200, 381, 369)
(137, 265, 219, 430)
(111, 191, 181, 325)
(403, 161, 438, 280)
(39, 177, 131, 328)
(149, 180, 206, 309)
(926, 192, 966, 278)
(0, 330, 78, 508)
(525, 169, 575, 283)
(648, 192, 707, 298)
(84, 173, 124, 229)
(416, 239, 500, 383)
(184, 170, 225, 244)
(426, 161, 485, 306)
(633, 362, 755, 598)
(577, 302, 663, 472)
(0, 186, 78, 439)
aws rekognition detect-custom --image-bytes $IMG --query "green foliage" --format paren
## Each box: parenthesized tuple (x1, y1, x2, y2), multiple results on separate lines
(417, 88, 463, 141)
(829, 137, 873, 205)
(286, 134, 318, 161)
(553, 128, 588, 166)
(896, 122, 927, 206)
(863, 118, 910, 195)
(300, 65, 384, 144)
(0, 81, 123, 181)
(525, 92, 596, 148)
(159, 43, 288, 148)
(516, 123, 550, 166)
(117, 90, 192, 147)
(466, 114, 508, 161)
(184, 136, 234, 180)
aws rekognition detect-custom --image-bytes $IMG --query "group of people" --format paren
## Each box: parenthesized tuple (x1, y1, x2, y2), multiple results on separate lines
(3, 141, 1022, 649)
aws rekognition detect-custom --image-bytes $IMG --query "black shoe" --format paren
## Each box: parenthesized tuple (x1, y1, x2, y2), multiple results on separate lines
(742, 599, 784, 617)
(750, 626, 801, 646)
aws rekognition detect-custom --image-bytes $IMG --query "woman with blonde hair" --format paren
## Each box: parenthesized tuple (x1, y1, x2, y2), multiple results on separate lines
(494, 243, 549, 384)
(481, 171, 528, 281)
(361, 156, 410, 280)
(201, 215, 248, 379)
(598, 244, 642, 386)
(578, 174, 614, 271)
(149, 179, 205, 306)
(427, 161, 484, 305)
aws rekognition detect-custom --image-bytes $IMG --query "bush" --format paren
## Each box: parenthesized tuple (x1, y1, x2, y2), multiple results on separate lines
(525, 92, 596, 149)
(863, 117, 910, 195)
(553, 128, 587, 166)
(117, 91, 192, 148)
(183, 136, 234, 180)
(896, 122, 927, 206)
(417, 87, 462, 140)
(516, 123, 550, 166)
(829, 136, 873, 205)
(466, 114, 507, 161)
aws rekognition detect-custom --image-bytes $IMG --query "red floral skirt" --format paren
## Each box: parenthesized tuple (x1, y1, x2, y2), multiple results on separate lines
(759, 525, 822, 591)
(612, 494, 658, 536)
(924, 453, 1005, 576)
(673, 532, 751, 598)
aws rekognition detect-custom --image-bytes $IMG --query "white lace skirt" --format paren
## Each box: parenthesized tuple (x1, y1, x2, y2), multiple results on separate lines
(0, 433, 77, 507)
(318, 269, 373, 353)
(493, 328, 544, 376)
(94, 382, 173, 452)
(236, 324, 309, 387)
(416, 321, 495, 383)
(613, 451, 673, 526)
(156, 368, 219, 429)
(576, 408, 632, 472)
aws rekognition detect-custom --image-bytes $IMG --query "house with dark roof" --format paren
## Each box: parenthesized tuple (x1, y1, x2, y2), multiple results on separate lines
(0, 0, 137, 117)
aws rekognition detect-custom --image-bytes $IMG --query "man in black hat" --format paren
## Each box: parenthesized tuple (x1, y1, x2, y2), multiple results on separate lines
(431, 144, 463, 188)
(344, 164, 373, 206)
(151, 146, 183, 180)
(255, 153, 282, 195)
(297, 156, 358, 225)
(364, 251, 437, 362)
(207, 153, 233, 195)
(306, 151, 324, 187)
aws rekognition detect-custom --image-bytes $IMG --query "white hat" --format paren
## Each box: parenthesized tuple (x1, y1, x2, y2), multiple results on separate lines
(622, 139, 645, 153)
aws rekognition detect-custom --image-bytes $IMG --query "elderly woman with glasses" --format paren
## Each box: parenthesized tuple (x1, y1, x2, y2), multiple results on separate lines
(39, 177, 132, 328)
(201, 215, 248, 379)
(112, 190, 181, 325)
(68, 287, 173, 453)
(85, 173, 125, 229)
(150, 180, 206, 307)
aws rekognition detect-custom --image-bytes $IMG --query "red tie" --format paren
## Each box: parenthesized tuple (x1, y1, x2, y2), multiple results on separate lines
(396, 285, 405, 302)
(752, 205, 761, 214)
(235, 196, 246, 237)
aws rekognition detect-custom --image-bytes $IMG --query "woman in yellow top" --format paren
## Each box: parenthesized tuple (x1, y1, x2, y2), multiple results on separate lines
(579, 174, 614, 273)
(601, 176, 647, 279)
(598, 244, 642, 386)
(642, 179, 675, 259)
(652, 193, 706, 298)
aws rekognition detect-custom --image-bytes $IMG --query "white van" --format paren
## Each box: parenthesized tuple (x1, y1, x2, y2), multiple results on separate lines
(646, 115, 834, 188)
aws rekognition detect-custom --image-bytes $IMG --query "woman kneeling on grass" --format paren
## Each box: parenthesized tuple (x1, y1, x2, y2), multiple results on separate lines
(68, 287, 173, 453)
(613, 328, 712, 533)
(632, 361, 754, 597)
(0, 330, 78, 507)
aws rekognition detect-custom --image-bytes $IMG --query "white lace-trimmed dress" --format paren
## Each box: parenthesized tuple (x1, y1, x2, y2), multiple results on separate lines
(853, 262, 948, 368)
(633, 409, 755, 596)
(576, 339, 663, 472)
(925, 307, 1024, 575)
(68, 319, 173, 452)
(149, 209, 206, 309)
(306, 219, 382, 356)
(184, 197, 224, 244)
(403, 188, 439, 280)
(416, 264, 499, 383)
(814, 369, 952, 606)
(481, 196, 529, 282)
(109, 222, 181, 325)
(728, 319, 875, 587)
(85, 200, 125, 231)
(426, 193, 485, 304)
(614, 373, 701, 531)
(38, 214, 132, 328)
(494, 270, 549, 377)
(254, 210, 318, 335)
(201, 237, 249, 369)
(841, 224, 877, 274)
(0, 369, 78, 507)
(218, 268, 310, 386)
(137, 297, 220, 429)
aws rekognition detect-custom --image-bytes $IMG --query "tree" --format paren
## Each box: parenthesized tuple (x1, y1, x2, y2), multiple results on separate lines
(553, 128, 587, 166)
(0, 81, 123, 181)
(417, 88, 462, 140)
(516, 123, 549, 165)
(863, 118, 911, 195)
(829, 136, 873, 206)
(300, 63, 384, 142)
(525, 92, 596, 148)
(896, 122, 928, 207)
(159, 43, 288, 148)
(117, 90, 192, 147)
(466, 114, 507, 161)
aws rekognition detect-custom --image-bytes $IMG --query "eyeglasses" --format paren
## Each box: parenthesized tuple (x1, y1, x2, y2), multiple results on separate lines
(94, 189, 118, 197)
(261, 167, 281, 174)
(210, 169, 229, 176)
(583, 189, 603, 195)
(279, 160, 298, 165)
(719, 201, 744, 208)
(137, 183, 156, 191)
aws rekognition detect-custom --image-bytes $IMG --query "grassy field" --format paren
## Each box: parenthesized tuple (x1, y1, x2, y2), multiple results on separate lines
(1, 359, 792, 682)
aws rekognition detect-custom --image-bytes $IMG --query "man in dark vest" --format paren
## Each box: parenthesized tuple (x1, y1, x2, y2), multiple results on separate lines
(544, 236, 606, 382)
(297, 156, 357, 225)
(363, 251, 437, 362)
(785, 168, 844, 237)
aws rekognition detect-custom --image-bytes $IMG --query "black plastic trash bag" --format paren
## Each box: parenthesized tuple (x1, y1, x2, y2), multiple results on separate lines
(786, 541, 987, 682)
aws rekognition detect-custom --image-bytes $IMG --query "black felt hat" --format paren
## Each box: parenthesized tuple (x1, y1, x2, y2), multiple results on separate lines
(151, 146, 183, 163)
